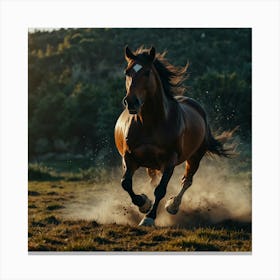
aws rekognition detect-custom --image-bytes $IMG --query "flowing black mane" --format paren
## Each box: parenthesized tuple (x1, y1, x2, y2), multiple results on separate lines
(135, 47, 188, 98)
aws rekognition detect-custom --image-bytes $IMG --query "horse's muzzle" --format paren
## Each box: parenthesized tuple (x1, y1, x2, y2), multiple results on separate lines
(122, 96, 129, 107)
(122, 95, 142, 115)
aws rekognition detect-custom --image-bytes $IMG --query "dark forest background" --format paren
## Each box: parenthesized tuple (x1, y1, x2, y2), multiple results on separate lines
(28, 28, 251, 167)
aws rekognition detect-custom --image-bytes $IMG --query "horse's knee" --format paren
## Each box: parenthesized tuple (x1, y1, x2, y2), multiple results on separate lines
(154, 165, 174, 199)
(121, 177, 132, 191)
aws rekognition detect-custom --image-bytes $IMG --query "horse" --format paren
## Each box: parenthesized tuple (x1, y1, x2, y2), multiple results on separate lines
(114, 46, 232, 226)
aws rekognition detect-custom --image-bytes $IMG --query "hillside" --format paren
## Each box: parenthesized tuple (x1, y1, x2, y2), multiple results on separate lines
(28, 28, 251, 164)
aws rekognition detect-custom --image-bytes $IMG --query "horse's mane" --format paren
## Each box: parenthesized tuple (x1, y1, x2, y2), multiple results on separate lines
(135, 47, 189, 98)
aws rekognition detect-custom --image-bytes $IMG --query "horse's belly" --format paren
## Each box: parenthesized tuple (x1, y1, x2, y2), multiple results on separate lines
(131, 144, 167, 169)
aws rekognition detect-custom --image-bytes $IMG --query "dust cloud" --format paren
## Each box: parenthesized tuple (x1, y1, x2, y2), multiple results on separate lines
(63, 156, 251, 228)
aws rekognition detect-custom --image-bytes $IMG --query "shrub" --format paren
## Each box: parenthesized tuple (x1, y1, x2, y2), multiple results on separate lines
(28, 163, 60, 181)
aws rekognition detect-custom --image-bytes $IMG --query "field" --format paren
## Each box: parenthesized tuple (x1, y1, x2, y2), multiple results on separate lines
(28, 28, 251, 253)
(28, 150, 251, 252)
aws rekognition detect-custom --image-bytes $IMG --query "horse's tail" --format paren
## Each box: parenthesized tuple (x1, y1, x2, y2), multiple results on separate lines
(181, 97, 237, 157)
(205, 125, 238, 158)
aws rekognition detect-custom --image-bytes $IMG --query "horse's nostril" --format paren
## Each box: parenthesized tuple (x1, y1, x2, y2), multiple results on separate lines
(122, 96, 128, 106)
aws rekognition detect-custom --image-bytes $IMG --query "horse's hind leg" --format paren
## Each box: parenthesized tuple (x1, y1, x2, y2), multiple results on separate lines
(121, 153, 152, 214)
(165, 148, 205, 215)
(147, 168, 161, 186)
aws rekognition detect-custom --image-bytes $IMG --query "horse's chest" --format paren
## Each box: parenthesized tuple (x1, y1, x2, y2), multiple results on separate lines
(125, 130, 170, 168)
(131, 143, 167, 169)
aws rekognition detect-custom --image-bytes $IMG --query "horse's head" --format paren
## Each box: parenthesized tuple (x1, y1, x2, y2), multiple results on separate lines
(123, 46, 157, 115)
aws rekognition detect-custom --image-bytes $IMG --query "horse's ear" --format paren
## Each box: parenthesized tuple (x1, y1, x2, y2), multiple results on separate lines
(125, 46, 135, 62)
(149, 46, 156, 61)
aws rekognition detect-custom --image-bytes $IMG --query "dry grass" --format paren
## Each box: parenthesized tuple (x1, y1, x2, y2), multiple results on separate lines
(28, 177, 251, 252)
(28, 218, 251, 252)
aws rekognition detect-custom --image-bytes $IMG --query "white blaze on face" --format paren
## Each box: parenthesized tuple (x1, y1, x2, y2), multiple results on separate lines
(133, 64, 142, 73)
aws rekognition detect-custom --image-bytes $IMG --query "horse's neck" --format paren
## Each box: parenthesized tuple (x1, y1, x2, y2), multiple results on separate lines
(139, 67, 169, 125)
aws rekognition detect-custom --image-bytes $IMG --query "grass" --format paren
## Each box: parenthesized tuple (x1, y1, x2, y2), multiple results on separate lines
(28, 162, 109, 182)
(28, 210, 251, 252)
(28, 178, 251, 252)
(28, 217, 251, 251)
(28, 148, 251, 252)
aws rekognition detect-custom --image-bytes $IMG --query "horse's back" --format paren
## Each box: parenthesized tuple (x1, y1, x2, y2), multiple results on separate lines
(175, 96, 207, 122)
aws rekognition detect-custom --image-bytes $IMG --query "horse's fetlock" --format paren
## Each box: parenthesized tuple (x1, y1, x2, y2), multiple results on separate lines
(132, 194, 145, 207)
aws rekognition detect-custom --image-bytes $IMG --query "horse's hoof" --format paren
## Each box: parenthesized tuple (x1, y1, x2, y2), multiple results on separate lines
(139, 217, 155, 227)
(165, 197, 180, 215)
(139, 194, 152, 213)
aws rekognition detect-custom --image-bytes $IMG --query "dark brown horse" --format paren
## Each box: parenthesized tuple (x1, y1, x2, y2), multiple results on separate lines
(114, 46, 232, 226)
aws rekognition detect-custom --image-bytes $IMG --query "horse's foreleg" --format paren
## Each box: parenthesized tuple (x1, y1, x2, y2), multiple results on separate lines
(139, 154, 177, 226)
(121, 154, 152, 213)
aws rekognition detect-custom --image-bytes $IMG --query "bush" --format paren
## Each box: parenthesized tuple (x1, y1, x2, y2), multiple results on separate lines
(28, 163, 61, 181)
